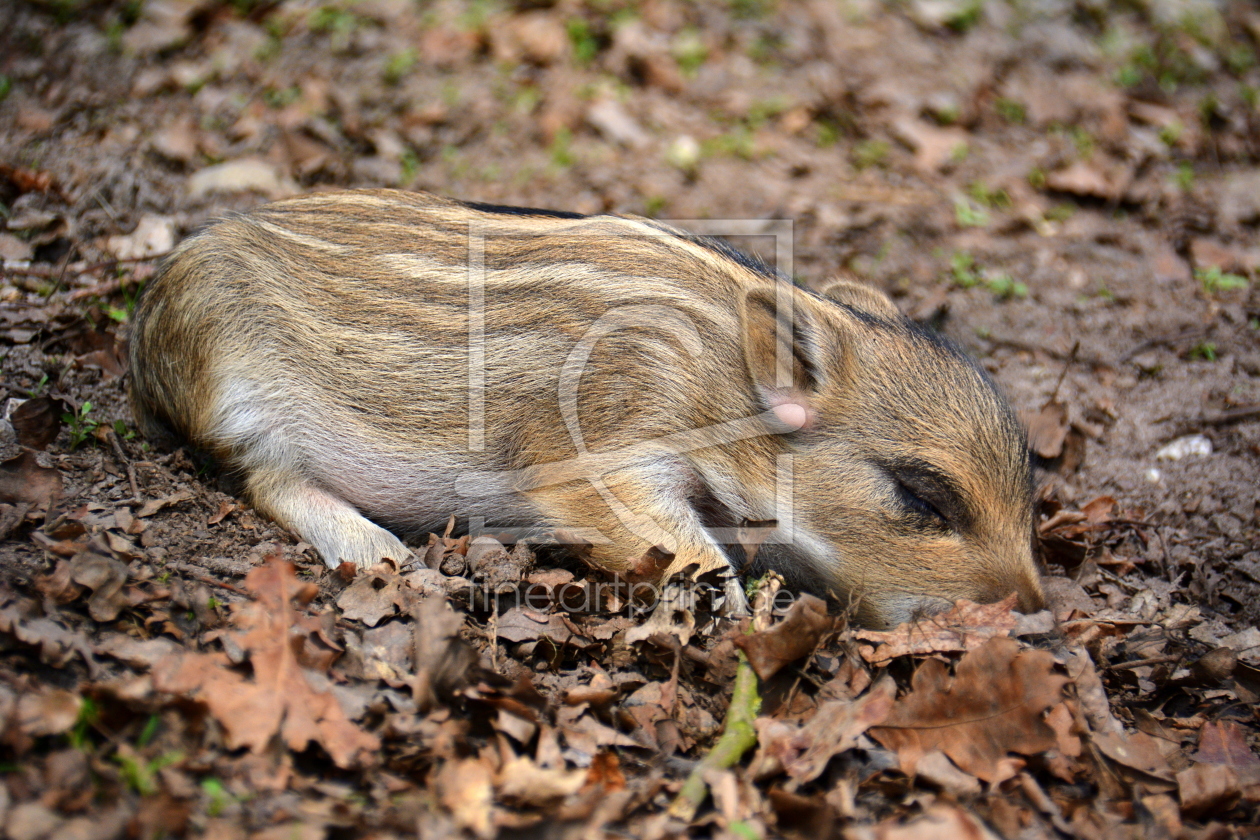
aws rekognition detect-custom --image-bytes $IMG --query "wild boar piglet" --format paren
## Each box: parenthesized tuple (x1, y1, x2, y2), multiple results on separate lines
(129, 189, 1045, 627)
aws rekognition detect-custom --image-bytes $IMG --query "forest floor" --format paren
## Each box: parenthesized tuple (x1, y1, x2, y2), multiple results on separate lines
(1, 0, 1259, 837)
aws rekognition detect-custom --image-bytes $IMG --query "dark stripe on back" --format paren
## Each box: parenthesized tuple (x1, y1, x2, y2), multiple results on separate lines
(683, 233, 786, 283)
(460, 200, 587, 220)
(636, 218, 786, 283)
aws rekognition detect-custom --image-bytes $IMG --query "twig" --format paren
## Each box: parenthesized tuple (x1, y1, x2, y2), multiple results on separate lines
(982, 334, 1109, 368)
(1047, 341, 1080, 403)
(6, 274, 56, 294)
(1119, 328, 1207, 363)
(107, 429, 141, 500)
(165, 561, 250, 596)
(666, 649, 761, 822)
(667, 575, 780, 822)
(66, 277, 125, 302)
(1107, 654, 1182, 671)
(1201, 405, 1260, 426)
(2, 251, 170, 279)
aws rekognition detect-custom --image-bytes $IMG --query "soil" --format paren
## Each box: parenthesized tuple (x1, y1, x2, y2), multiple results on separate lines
(1, 0, 1259, 837)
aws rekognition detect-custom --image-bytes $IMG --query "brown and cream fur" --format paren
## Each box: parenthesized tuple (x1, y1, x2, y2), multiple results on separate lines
(129, 189, 1044, 627)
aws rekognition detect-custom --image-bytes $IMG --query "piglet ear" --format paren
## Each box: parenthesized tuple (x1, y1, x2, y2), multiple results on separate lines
(740, 284, 848, 417)
(818, 279, 902, 320)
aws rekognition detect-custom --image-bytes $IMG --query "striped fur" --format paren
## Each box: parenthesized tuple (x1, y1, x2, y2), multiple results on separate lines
(129, 189, 1044, 627)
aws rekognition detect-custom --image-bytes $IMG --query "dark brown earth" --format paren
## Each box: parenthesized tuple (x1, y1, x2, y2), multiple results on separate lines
(1, 0, 1259, 837)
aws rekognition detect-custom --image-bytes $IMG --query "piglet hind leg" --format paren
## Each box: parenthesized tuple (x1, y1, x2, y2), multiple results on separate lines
(245, 468, 413, 570)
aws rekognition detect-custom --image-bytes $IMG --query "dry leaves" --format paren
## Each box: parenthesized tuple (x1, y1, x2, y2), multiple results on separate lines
(735, 593, 833, 681)
(4, 0, 1260, 836)
(8, 396, 66, 450)
(336, 566, 410, 627)
(1, 496, 1257, 836)
(871, 803, 1004, 840)
(753, 675, 896, 786)
(153, 558, 380, 768)
(869, 637, 1068, 783)
(0, 450, 61, 514)
(854, 595, 1021, 665)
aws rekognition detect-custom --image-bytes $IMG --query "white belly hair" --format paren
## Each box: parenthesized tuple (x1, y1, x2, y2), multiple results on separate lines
(212, 375, 541, 533)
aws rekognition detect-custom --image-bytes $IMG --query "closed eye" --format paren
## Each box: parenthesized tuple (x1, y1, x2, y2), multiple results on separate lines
(882, 460, 969, 530)
(895, 477, 948, 523)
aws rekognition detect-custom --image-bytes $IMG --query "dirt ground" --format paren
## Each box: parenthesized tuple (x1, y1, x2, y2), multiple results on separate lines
(1, 0, 1259, 837)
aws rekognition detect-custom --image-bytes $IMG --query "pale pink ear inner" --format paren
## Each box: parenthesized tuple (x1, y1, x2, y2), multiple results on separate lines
(771, 400, 811, 431)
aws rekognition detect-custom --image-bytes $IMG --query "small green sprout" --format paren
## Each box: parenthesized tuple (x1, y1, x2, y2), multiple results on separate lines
(549, 127, 575, 168)
(950, 251, 980, 288)
(202, 777, 235, 817)
(1225, 45, 1256, 75)
(986, 273, 1029, 299)
(932, 102, 961, 126)
(67, 696, 99, 751)
(400, 149, 419, 184)
(383, 49, 417, 85)
(852, 139, 889, 170)
(26, 373, 50, 397)
(944, 0, 983, 32)
(953, 196, 990, 228)
(746, 97, 789, 129)
(262, 85, 301, 109)
(995, 98, 1026, 124)
(1115, 63, 1141, 88)
(1188, 342, 1218, 361)
(1068, 126, 1094, 158)
(116, 750, 183, 796)
(967, 181, 1011, 210)
(62, 401, 101, 449)
(137, 714, 161, 748)
(813, 116, 843, 148)
(566, 18, 598, 65)
(705, 125, 756, 160)
(949, 252, 1026, 298)
(728, 0, 772, 20)
(1044, 203, 1076, 223)
(1197, 266, 1249, 294)
(673, 29, 707, 77)
(309, 5, 360, 37)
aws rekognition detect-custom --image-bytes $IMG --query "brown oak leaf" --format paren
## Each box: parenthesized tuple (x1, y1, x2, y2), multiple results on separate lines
(869, 637, 1067, 782)
(336, 568, 409, 627)
(153, 558, 379, 768)
(753, 675, 896, 786)
(1193, 720, 1260, 770)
